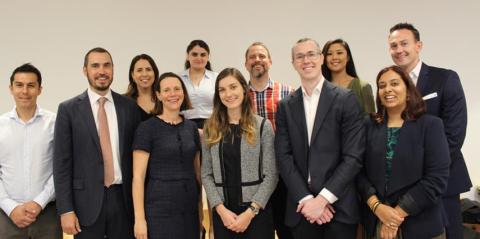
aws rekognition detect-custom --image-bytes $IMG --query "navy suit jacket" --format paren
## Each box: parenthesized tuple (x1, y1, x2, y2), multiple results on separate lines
(357, 115, 450, 238)
(275, 80, 365, 226)
(53, 90, 141, 226)
(417, 63, 471, 195)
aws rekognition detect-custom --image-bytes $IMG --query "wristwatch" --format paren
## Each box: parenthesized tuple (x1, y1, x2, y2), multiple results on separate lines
(248, 205, 260, 215)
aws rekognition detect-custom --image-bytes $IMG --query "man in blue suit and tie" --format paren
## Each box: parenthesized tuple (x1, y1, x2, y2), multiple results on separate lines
(388, 22, 472, 239)
(53, 47, 141, 238)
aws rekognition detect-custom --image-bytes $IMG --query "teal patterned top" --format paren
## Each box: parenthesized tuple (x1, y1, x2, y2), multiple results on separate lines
(385, 127, 401, 184)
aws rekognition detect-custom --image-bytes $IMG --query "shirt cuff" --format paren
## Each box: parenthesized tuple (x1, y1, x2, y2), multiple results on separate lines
(0, 198, 20, 217)
(298, 194, 314, 204)
(319, 188, 338, 204)
(33, 191, 52, 209)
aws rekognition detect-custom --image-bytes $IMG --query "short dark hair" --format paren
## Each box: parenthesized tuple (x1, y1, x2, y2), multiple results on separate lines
(10, 63, 42, 86)
(389, 23, 420, 41)
(125, 54, 159, 102)
(372, 65, 426, 124)
(83, 47, 113, 67)
(321, 38, 358, 81)
(184, 40, 212, 71)
(151, 72, 192, 115)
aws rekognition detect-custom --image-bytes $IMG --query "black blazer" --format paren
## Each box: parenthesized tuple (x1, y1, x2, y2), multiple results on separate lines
(417, 63, 471, 195)
(357, 115, 450, 238)
(275, 80, 365, 226)
(53, 90, 141, 226)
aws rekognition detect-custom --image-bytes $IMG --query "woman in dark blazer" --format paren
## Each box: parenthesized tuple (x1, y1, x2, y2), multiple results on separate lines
(357, 65, 450, 239)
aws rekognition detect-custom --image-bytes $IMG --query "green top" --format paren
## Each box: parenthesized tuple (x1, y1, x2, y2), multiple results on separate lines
(385, 127, 401, 185)
(347, 78, 375, 114)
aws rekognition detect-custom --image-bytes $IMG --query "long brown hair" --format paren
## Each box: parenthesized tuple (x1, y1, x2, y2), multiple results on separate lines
(204, 68, 256, 147)
(372, 65, 426, 124)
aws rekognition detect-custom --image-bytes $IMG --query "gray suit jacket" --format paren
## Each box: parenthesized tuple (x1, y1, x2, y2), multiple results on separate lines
(201, 115, 278, 209)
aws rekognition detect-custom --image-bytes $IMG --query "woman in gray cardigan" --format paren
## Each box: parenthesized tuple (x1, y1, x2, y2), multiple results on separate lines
(201, 68, 278, 238)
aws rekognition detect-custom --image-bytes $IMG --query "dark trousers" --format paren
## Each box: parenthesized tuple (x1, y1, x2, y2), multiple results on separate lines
(0, 202, 62, 239)
(212, 203, 274, 239)
(75, 185, 133, 239)
(291, 217, 357, 239)
(271, 178, 294, 239)
(442, 195, 463, 239)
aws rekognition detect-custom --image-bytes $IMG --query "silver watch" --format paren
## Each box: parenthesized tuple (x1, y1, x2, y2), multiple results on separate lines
(248, 205, 260, 215)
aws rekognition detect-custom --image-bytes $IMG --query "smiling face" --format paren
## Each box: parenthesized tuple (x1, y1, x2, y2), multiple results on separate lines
(84, 52, 113, 95)
(389, 29, 422, 72)
(218, 75, 245, 112)
(378, 70, 407, 113)
(292, 40, 324, 82)
(10, 72, 42, 110)
(325, 43, 348, 73)
(245, 45, 272, 79)
(187, 45, 209, 70)
(156, 76, 185, 113)
(131, 59, 155, 90)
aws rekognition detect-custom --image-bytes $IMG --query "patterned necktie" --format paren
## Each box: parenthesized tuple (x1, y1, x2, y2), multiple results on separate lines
(98, 97, 114, 187)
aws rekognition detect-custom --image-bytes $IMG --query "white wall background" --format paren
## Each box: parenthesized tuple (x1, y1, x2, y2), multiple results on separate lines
(1, 0, 479, 199)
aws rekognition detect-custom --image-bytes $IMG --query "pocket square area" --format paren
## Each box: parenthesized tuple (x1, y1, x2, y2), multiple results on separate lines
(423, 92, 438, 100)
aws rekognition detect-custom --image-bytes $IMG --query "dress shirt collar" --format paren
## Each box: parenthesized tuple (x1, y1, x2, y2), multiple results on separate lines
(180, 69, 215, 80)
(301, 76, 324, 97)
(8, 106, 43, 123)
(249, 78, 273, 92)
(87, 87, 113, 105)
(410, 60, 423, 85)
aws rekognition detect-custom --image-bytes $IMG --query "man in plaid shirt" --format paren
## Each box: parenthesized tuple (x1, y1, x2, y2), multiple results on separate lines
(245, 42, 294, 238)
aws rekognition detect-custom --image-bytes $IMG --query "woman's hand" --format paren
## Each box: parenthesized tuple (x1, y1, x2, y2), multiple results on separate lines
(216, 204, 238, 228)
(229, 210, 254, 233)
(380, 222, 399, 239)
(134, 219, 148, 239)
(375, 204, 404, 229)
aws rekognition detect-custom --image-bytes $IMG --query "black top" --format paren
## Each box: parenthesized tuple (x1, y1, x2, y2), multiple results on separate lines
(133, 116, 200, 181)
(223, 124, 243, 211)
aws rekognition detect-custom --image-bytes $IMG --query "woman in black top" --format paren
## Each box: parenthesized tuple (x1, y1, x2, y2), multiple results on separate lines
(132, 72, 201, 239)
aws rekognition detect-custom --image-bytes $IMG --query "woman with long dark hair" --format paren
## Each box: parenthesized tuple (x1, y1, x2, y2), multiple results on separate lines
(321, 39, 375, 113)
(357, 65, 449, 239)
(125, 54, 159, 120)
(201, 68, 278, 238)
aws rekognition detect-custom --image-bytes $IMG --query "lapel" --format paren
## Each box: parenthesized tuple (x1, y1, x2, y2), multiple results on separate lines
(416, 63, 430, 95)
(77, 91, 101, 153)
(310, 81, 336, 143)
(289, 88, 309, 155)
(112, 91, 125, 160)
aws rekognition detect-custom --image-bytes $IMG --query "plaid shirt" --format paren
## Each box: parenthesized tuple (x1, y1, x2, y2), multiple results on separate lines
(248, 79, 294, 130)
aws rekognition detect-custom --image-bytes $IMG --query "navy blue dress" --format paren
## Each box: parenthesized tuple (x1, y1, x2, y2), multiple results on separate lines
(133, 116, 200, 239)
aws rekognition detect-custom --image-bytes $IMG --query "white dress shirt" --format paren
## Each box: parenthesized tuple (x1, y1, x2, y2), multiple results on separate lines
(87, 88, 122, 184)
(409, 60, 423, 86)
(179, 69, 218, 119)
(0, 106, 56, 216)
(299, 77, 338, 204)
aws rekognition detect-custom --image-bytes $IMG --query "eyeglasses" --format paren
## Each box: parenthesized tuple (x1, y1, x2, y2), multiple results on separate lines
(294, 51, 321, 63)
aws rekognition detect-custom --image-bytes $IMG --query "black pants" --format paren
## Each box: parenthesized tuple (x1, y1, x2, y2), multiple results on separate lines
(291, 217, 356, 239)
(75, 185, 133, 239)
(442, 195, 463, 239)
(212, 203, 274, 239)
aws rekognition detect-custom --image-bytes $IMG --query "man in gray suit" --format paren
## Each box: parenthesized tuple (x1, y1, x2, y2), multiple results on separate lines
(53, 47, 141, 238)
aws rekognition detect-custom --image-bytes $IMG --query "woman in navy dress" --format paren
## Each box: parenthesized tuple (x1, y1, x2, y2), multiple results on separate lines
(132, 72, 201, 239)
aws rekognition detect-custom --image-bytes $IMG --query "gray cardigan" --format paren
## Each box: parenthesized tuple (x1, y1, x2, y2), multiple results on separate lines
(201, 115, 278, 209)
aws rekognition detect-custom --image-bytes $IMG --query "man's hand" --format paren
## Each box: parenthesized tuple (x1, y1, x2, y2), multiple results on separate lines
(60, 212, 81, 235)
(9, 204, 35, 228)
(300, 195, 329, 223)
(315, 204, 335, 225)
(23, 201, 42, 219)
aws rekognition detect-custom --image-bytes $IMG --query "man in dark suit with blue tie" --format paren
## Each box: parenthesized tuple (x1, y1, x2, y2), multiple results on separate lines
(275, 38, 365, 239)
(53, 47, 141, 238)
(389, 23, 472, 239)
